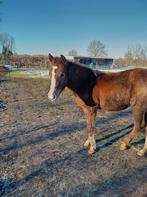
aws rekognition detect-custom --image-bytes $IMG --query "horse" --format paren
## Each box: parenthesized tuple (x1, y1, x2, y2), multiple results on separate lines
(48, 53, 147, 157)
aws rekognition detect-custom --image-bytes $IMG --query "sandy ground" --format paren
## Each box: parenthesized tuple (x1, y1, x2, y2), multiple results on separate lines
(0, 73, 147, 197)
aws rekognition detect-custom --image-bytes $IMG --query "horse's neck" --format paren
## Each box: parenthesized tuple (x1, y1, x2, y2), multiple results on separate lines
(66, 62, 96, 106)
(67, 62, 92, 90)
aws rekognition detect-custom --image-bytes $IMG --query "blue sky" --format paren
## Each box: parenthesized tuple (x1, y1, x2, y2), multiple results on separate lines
(1, 0, 147, 58)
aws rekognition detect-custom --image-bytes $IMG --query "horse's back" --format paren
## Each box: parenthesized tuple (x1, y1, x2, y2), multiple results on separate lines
(95, 68, 147, 91)
(93, 68, 147, 111)
(129, 68, 147, 85)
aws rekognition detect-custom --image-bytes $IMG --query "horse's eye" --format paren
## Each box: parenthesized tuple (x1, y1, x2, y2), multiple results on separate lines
(61, 73, 64, 77)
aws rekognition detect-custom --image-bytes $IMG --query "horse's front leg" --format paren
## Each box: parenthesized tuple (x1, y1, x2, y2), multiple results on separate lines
(83, 107, 97, 155)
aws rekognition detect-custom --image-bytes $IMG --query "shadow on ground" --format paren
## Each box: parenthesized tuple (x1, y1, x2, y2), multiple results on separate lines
(1, 122, 140, 196)
(0, 110, 132, 154)
(69, 164, 147, 197)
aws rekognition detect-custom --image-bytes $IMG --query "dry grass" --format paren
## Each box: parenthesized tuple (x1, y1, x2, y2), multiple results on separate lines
(6, 71, 34, 79)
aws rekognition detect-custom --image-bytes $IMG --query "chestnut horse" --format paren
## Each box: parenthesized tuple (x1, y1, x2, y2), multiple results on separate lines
(48, 54, 147, 156)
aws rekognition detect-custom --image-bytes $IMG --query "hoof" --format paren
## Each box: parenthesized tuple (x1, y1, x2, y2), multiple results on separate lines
(120, 142, 128, 151)
(88, 146, 96, 155)
(88, 149, 94, 155)
(84, 141, 90, 148)
(137, 150, 145, 157)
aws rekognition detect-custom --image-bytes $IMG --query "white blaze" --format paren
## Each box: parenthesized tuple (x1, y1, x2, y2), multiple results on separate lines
(48, 66, 57, 100)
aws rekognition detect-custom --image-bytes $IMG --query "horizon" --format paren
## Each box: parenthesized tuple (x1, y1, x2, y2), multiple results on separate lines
(0, 0, 147, 58)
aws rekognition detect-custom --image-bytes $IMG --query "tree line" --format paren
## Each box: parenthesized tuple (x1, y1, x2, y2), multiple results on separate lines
(0, 31, 147, 67)
(69, 42, 147, 67)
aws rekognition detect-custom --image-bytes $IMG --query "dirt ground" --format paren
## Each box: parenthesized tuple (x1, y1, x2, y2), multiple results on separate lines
(0, 72, 147, 197)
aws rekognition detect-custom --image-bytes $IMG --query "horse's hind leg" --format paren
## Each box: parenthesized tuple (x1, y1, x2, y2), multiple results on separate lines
(120, 106, 144, 150)
(137, 111, 147, 157)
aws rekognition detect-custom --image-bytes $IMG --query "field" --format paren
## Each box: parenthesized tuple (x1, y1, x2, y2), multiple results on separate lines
(0, 70, 147, 197)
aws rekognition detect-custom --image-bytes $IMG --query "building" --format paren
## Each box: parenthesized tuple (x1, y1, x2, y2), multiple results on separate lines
(65, 56, 114, 69)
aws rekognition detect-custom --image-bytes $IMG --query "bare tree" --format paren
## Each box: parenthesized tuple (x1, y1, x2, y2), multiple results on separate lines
(87, 40, 107, 57)
(124, 44, 147, 67)
(133, 44, 147, 60)
(68, 49, 78, 56)
(124, 47, 134, 65)
(0, 32, 15, 58)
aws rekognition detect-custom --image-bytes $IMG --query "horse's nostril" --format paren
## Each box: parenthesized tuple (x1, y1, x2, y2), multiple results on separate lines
(53, 94, 56, 100)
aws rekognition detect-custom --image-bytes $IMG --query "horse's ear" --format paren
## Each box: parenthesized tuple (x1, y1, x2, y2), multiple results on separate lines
(48, 53, 54, 62)
(60, 55, 67, 64)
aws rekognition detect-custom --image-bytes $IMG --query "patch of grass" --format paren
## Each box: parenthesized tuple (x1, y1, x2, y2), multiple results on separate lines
(6, 71, 34, 79)
(0, 63, 4, 67)
(17, 67, 27, 71)
(7, 70, 49, 79)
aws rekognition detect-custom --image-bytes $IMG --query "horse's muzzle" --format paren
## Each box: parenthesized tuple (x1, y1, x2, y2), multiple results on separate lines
(48, 92, 57, 102)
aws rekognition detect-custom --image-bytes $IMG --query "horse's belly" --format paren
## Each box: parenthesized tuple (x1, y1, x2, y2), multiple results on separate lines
(93, 78, 131, 111)
(101, 102, 129, 111)
(100, 96, 130, 111)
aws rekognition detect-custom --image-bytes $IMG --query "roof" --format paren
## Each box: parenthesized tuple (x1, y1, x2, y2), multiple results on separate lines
(74, 56, 113, 60)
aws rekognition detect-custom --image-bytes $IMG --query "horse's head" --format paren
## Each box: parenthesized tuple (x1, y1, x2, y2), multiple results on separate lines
(48, 53, 68, 101)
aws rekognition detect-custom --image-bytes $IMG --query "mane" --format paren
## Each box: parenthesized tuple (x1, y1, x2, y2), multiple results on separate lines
(67, 60, 91, 70)
(67, 60, 104, 77)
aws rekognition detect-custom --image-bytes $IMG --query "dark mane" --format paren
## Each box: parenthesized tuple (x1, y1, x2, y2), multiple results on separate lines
(67, 61, 105, 78)
(66, 61, 103, 106)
